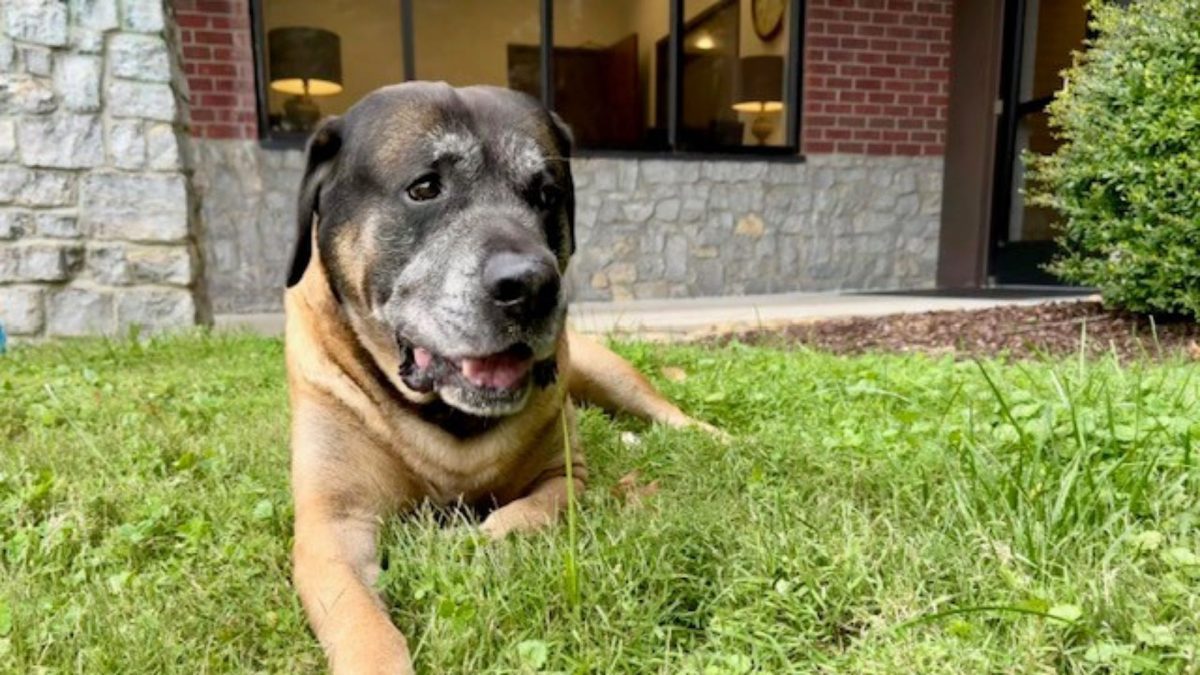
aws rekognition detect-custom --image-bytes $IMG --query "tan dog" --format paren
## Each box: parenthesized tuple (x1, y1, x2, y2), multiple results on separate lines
(284, 83, 712, 674)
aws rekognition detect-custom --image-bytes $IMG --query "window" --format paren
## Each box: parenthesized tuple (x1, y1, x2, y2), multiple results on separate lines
(253, 0, 802, 155)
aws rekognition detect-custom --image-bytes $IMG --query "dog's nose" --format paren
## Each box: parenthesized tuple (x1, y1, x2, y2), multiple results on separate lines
(483, 252, 560, 318)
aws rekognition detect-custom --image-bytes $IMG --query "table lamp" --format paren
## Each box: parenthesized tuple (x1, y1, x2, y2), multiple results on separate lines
(732, 55, 784, 145)
(268, 27, 343, 132)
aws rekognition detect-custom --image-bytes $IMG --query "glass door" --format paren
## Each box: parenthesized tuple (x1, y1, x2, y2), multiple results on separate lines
(990, 0, 1089, 285)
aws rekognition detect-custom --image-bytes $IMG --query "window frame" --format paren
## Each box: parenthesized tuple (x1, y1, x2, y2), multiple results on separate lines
(249, 0, 806, 159)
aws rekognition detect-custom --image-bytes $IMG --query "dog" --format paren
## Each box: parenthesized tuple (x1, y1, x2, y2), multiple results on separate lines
(284, 82, 716, 674)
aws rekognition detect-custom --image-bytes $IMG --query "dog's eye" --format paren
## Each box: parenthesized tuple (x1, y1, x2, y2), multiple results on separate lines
(406, 175, 441, 202)
(537, 185, 562, 210)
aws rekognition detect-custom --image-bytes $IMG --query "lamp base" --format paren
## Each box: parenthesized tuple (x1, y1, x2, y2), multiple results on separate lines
(750, 113, 774, 145)
(284, 94, 321, 132)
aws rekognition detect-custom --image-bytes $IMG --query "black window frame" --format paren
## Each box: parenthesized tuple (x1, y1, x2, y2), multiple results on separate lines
(250, 0, 806, 159)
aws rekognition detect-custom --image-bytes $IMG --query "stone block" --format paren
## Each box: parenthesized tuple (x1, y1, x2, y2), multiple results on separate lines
(86, 242, 192, 285)
(47, 287, 114, 336)
(0, 168, 76, 206)
(0, 38, 14, 72)
(107, 119, 145, 169)
(71, 0, 120, 31)
(0, 242, 83, 282)
(109, 33, 171, 82)
(0, 211, 31, 238)
(654, 198, 680, 222)
(20, 46, 52, 76)
(0, 74, 57, 113)
(17, 114, 104, 168)
(108, 79, 176, 121)
(54, 54, 101, 111)
(4, 0, 69, 46)
(146, 123, 180, 170)
(640, 159, 698, 184)
(80, 172, 188, 241)
(0, 285, 44, 334)
(664, 235, 688, 282)
(121, 0, 165, 32)
(0, 118, 15, 161)
(117, 287, 196, 333)
(35, 212, 80, 238)
(621, 201, 653, 223)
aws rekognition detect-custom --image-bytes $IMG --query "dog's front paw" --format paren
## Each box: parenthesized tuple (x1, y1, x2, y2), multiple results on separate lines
(479, 503, 555, 540)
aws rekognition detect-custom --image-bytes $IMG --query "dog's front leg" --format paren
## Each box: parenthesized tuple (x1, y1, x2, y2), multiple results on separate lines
(293, 499, 413, 675)
(480, 411, 587, 540)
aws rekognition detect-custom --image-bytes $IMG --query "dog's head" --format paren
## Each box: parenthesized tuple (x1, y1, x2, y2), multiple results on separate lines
(287, 83, 575, 417)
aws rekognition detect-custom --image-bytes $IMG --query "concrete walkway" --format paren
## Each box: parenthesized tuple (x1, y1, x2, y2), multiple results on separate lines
(215, 290, 1097, 340)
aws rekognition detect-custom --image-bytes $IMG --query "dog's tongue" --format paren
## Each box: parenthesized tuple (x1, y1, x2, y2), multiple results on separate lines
(461, 352, 533, 390)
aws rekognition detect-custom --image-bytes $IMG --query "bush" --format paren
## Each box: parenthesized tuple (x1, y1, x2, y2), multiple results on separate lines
(1028, 0, 1200, 316)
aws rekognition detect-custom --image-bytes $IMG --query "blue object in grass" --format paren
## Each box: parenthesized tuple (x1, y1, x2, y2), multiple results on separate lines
(0, 322, 6, 354)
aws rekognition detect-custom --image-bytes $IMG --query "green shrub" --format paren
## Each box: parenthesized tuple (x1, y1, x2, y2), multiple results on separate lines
(1028, 0, 1200, 316)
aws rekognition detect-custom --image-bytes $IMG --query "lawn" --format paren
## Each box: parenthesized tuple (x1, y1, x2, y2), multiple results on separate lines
(1, 333, 1198, 673)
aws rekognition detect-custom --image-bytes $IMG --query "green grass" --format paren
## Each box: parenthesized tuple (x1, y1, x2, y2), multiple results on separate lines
(2, 332, 1199, 673)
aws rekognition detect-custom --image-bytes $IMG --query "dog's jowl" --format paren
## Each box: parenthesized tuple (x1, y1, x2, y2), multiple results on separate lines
(284, 82, 715, 674)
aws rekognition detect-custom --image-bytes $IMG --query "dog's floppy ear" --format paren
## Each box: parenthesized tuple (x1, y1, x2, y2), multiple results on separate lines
(548, 111, 577, 256)
(286, 116, 344, 288)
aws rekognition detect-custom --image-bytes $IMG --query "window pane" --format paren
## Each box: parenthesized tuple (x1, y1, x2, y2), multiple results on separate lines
(262, 0, 404, 135)
(413, 0, 541, 90)
(678, 0, 792, 151)
(553, 0, 669, 151)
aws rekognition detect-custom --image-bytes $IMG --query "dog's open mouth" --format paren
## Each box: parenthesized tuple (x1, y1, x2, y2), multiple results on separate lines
(397, 338, 540, 415)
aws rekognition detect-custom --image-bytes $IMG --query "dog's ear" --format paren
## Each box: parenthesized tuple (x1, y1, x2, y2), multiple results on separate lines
(548, 111, 576, 256)
(286, 116, 344, 288)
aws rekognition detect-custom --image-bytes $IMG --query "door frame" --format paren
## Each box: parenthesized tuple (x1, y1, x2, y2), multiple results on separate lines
(936, 0, 1008, 289)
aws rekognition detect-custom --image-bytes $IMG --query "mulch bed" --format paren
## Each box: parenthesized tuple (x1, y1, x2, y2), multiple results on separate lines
(715, 301, 1200, 361)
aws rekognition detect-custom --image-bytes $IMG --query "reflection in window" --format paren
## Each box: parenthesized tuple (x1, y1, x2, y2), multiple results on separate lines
(262, 0, 404, 135)
(668, 0, 791, 151)
(543, 1, 667, 151)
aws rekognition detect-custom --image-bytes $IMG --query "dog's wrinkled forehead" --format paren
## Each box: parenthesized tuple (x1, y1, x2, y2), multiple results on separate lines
(344, 83, 564, 179)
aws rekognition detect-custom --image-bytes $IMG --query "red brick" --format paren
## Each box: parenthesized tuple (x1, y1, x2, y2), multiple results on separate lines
(198, 0, 234, 13)
(839, 37, 869, 50)
(805, 141, 836, 153)
(869, 117, 896, 129)
(828, 22, 856, 35)
(195, 30, 233, 46)
(176, 13, 209, 29)
(885, 26, 915, 40)
(839, 116, 867, 129)
(883, 130, 909, 142)
(867, 142, 894, 155)
(868, 65, 897, 78)
(836, 141, 866, 153)
(895, 143, 921, 155)
(182, 45, 211, 60)
(197, 62, 236, 77)
(853, 129, 883, 141)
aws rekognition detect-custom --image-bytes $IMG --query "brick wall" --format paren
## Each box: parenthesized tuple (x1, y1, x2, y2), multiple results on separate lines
(802, 0, 952, 156)
(174, 0, 257, 139)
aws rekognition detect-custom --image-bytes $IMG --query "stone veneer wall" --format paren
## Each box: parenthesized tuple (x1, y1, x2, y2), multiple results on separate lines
(0, 0, 205, 339)
(194, 139, 941, 313)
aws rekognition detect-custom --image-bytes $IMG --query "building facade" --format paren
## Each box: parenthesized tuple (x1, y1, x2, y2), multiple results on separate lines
(0, 0, 1085, 338)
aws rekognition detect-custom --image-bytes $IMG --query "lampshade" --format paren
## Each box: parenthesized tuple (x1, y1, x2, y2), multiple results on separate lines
(733, 55, 784, 113)
(269, 27, 343, 97)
